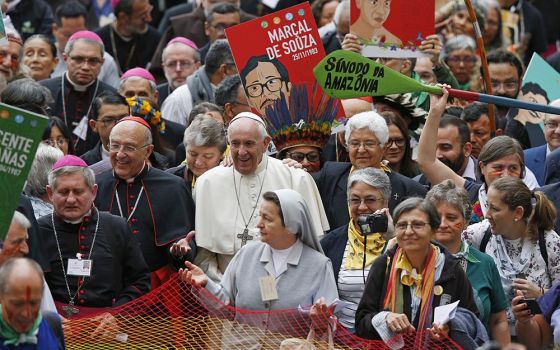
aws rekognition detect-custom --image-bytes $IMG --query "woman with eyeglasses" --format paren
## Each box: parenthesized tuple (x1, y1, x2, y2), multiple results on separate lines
(356, 197, 479, 345)
(426, 180, 511, 345)
(380, 111, 419, 178)
(41, 117, 74, 155)
(464, 176, 560, 337)
(321, 167, 394, 333)
(418, 87, 536, 224)
(313, 110, 427, 230)
(442, 35, 479, 91)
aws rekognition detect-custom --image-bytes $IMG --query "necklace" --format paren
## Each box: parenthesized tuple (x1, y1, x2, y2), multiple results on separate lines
(110, 26, 136, 76)
(115, 185, 144, 222)
(60, 74, 100, 127)
(51, 208, 100, 317)
(232, 158, 268, 246)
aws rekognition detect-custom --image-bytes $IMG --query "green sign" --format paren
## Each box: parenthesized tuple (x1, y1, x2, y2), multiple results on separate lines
(313, 50, 442, 99)
(0, 103, 48, 240)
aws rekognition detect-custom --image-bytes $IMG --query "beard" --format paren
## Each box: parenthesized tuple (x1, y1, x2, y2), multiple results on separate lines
(441, 152, 466, 174)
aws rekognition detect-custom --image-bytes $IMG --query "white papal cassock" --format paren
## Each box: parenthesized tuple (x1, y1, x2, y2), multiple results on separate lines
(193, 156, 329, 282)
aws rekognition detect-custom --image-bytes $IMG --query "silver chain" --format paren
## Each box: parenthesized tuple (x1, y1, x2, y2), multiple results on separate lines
(232, 157, 268, 231)
(51, 208, 100, 305)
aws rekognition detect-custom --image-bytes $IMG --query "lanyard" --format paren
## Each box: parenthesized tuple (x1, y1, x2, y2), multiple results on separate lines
(115, 185, 144, 222)
(60, 74, 99, 126)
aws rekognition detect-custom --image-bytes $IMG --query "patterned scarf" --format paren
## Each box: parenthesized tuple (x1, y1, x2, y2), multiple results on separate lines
(345, 217, 386, 269)
(383, 245, 439, 331)
(0, 308, 42, 346)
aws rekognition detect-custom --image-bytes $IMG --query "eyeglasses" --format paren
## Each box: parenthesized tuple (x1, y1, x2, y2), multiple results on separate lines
(42, 137, 68, 147)
(348, 197, 384, 207)
(446, 56, 477, 65)
(386, 138, 406, 148)
(163, 60, 196, 70)
(97, 116, 125, 127)
(288, 151, 321, 163)
(490, 79, 519, 91)
(246, 77, 283, 98)
(347, 140, 381, 149)
(545, 121, 560, 130)
(395, 221, 430, 233)
(69, 55, 103, 67)
(109, 142, 149, 153)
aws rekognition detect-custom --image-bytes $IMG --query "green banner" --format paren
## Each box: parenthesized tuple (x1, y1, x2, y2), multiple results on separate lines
(313, 50, 442, 99)
(0, 103, 48, 240)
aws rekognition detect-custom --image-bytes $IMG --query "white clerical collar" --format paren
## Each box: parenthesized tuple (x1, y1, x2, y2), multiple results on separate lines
(122, 162, 148, 183)
(63, 209, 92, 224)
(101, 144, 110, 160)
(65, 72, 95, 92)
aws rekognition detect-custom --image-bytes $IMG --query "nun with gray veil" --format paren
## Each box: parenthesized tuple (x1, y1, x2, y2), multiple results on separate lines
(180, 189, 339, 348)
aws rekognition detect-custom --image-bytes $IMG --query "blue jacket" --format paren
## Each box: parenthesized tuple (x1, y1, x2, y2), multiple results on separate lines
(0, 312, 65, 350)
(524, 144, 548, 186)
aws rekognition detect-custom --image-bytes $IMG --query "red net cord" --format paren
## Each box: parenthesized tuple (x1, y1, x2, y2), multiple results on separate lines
(61, 274, 462, 349)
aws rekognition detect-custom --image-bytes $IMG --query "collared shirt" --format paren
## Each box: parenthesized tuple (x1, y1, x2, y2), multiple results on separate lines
(461, 156, 477, 181)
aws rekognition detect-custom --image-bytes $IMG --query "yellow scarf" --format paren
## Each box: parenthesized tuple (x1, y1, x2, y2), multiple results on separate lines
(345, 217, 386, 269)
(395, 252, 424, 297)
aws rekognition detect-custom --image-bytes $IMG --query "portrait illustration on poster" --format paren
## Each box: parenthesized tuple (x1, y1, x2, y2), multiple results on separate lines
(350, 0, 434, 58)
(226, 2, 344, 123)
(507, 53, 560, 147)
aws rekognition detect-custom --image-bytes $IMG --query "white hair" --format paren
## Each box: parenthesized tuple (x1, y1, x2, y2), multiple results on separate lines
(11, 211, 31, 230)
(345, 111, 389, 146)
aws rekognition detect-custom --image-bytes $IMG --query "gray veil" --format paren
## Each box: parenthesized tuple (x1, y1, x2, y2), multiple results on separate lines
(274, 189, 324, 254)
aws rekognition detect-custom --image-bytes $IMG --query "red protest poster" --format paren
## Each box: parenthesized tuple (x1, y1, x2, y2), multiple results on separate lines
(350, 0, 434, 58)
(225, 2, 344, 121)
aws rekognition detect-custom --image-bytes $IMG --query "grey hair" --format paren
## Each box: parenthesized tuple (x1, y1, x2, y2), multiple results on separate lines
(0, 258, 44, 296)
(347, 167, 392, 201)
(162, 42, 201, 63)
(25, 144, 64, 197)
(426, 179, 472, 220)
(184, 115, 227, 153)
(11, 211, 31, 230)
(227, 116, 268, 142)
(333, 0, 349, 25)
(345, 111, 389, 146)
(118, 76, 157, 95)
(443, 35, 476, 58)
(393, 197, 441, 231)
(64, 38, 104, 58)
(0, 78, 53, 114)
(47, 166, 96, 191)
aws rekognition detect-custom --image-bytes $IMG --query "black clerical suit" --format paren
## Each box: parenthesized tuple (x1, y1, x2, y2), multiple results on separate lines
(41, 75, 116, 155)
(39, 209, 150, 310)
(313, 162, 428, 230)
(94, 165, 196, 272)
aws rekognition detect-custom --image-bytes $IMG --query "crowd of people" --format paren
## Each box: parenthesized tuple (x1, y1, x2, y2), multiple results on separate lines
(1, 0, 560, 349)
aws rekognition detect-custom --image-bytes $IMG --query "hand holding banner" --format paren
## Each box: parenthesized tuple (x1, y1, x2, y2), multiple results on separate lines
(313, 50, 560, 115)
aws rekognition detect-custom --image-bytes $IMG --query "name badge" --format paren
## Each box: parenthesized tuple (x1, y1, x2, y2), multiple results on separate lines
(67, 258, 92, 276)
(72, 116, 89, 141)
(259, 276, 279, 302)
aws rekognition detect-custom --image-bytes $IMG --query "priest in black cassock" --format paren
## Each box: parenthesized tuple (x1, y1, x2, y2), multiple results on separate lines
(94, 116, 196, 288)
(38, 155, 150, 318)
(41, 31, 117, 156)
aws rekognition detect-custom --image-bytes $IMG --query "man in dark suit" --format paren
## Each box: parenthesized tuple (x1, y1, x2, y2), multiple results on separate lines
(524, 99, 560, 186)
(313, 111, 427, 230)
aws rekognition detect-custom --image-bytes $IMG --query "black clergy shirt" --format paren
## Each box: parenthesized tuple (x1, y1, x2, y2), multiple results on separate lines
(39, 209, 150, 308)
(94, 165, 196, 271)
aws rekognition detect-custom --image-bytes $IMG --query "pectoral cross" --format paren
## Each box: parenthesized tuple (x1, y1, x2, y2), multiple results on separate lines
(393, 193, 399, 201)
(62, 301, 79, 317)
(237, 228, 253, 246)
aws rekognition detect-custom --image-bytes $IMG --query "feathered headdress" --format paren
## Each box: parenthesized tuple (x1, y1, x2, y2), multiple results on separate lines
(265, 83, 338, 154)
